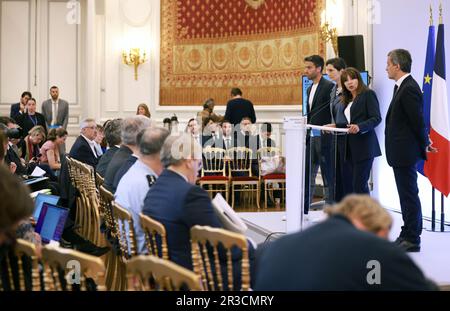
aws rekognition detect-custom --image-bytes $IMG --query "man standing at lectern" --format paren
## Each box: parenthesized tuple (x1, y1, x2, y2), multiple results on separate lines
(303, 55, 334, 213)
(385, 49, 436, 252)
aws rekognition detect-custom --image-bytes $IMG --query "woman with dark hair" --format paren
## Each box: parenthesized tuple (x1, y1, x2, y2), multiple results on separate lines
(136, 103, 151, 118)
(328, 67, 382, 195)
(16, 98, 47, 139)
(40, 127, 68, 172)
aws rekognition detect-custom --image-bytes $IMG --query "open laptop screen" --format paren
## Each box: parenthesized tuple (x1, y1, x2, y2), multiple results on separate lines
(35, 202, 69, 244)
(33, 193, 60, 220)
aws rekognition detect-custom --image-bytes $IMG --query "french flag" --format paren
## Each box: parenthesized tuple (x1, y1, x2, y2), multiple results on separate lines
(424, 22, 450, 196)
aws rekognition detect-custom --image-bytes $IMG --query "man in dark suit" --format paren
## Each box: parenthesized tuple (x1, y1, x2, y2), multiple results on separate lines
(10, 91, 31, 121)
(143, 134, 252, 289)
(224, 88, 256, 125)
(69, 118, 99, 168)
(254, 195, 437, 291)
(96, 119, 122, 177)
(385, 49, 435, 252)
(304, 55, 335, 212)
(103, 115, 151, 192)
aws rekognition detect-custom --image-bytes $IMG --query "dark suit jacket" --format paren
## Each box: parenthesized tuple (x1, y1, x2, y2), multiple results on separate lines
(143, 170, 223, 270)
(4, 146, 27, 176)
(69, 135, 98, 168)
(10, 103, 23, 121)
(306, 77, 334, 125)
(103, 145, 133, 192)
(224, 97, 256, 125)
(254, 215, 437, 291)
(96, 146, 119, 177)
(337, 89, 382, 163)
(385, 75, 428, 167)
(16, 113, 47, 138)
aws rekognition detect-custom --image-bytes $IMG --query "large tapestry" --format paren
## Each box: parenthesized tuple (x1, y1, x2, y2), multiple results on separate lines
(160, 0, 324, 106)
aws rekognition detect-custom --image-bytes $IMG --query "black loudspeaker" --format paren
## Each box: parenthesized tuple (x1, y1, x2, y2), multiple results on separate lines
(338, 35, 366, 71)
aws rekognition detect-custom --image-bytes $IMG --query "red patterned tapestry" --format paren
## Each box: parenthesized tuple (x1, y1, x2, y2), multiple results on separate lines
(160, 0, 324, 106)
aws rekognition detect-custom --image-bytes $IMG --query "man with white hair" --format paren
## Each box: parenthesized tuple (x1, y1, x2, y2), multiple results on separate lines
(69, 118, 99, 167)
(103, 115, 151, 192)
(143, 133, 252, 289)
(115, 126, 169, 254)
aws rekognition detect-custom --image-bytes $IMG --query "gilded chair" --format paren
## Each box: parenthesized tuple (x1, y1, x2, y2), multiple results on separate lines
(227, 147, 260, 209)
(139, 213, 169, 260)
(0, 239, 41, 291)
(199, 147, 229, 202)
(95, 172, 104, 189)
(190, 225, 250, 291)
(257, 147, 286, 209)
(111, 201, 137, 260)
(41, 244, 106, 291)
(126, 255, 202, 291)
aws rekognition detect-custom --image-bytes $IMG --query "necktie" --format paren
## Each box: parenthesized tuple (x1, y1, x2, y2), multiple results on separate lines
(225, 139, 230, 149)
(393, 85, 399, 99)
(52, 102, 57, 126)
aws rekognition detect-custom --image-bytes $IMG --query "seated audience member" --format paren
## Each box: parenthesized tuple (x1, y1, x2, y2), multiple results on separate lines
(260, 122, 276, 148)
(69, 118, 99, 168)
(0, 130, 7, 164)
(21, 126, 46, 164)
(0, 164, 34, 289)
(143, 134, 253, 289)
(254, 195, 438, 291)
(115, 126, 169, 254)
(235, 117, 260, 176)
(104, 115, 151, 193)
(16, 98, 47, 139)
(10, 91, 32, 121)
(219, 120, 235, 150)
(0, 119, 26, 176)
(186, 118, 201, 146)
(136, 103, 151, 118)
(40, 127, 68, 173)
(198, 98, 223, 128)
(94, 124, 106, 156)
(202, 117, 221, 147)
(96, 119, 122, 177)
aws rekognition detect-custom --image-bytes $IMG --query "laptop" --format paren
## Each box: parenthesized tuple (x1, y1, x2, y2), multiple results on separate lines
(34, 202, 69, 244)
(33, 193, 60, 220)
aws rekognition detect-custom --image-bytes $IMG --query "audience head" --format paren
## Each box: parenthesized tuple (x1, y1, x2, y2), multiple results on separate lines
(261, 122, 273, 139)
(304, 55, 325, 80)
(26, 98, 37, 115)
(139, 127, 170, 157)
(0, 165, 34, 247)
(231, 88, 243, 97)
(20, 91, 32, 106)
(0, 127, 7, 163)
(205, 117, 218, 134)
(325, 195, 392, 239)
(104, 118, 122, 147)
(95, 124, 105, 145)
(47, 127, 68, 145)
(240, 117, 252, 133)
(0, 118, 21, 145)
(161, 133, 203, 184)
(186, 118, 200, 136)
(326, 57, 347, 84)
(340, 67, 368, 105)
(121, 115, 152, 147)
(28, 125, 46, 145)
(136, 103, 151, 118)
(80, 118, 97, 141)
(50, 86, 59, 100)
(387, 49, 412, 80)
(221, 120, 232, 137)
(203, 98, 215, 112)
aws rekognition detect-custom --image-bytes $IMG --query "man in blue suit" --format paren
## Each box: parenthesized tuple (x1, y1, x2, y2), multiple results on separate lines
(10, 91, 31, 121)
(143, 133, 253, 289)
(69, 118, 99, 168)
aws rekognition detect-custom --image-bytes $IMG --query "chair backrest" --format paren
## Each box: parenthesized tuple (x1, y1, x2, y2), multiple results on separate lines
(41, 244, 106, 291)
(126, 255, 202, 291)
(99, 185, 116, 234)
(112, 201, 137, 259)
(95, 172, 104, 189)
(202, 147, 227, 177)
(226, 147, 253, 177)
(0, 239, 41, 291)
(190, 225, 250, 291)
(139, 213, 169, 260)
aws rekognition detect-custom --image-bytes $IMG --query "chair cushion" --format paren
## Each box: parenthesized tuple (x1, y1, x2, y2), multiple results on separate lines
(262, 173, 286, 180)
(200, 175, 229, 181)
(231, 176, 259, 181)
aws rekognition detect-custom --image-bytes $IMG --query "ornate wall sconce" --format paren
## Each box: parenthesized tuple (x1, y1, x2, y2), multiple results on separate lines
(122, 48, 146, 80)
(320, 22, 338, 56)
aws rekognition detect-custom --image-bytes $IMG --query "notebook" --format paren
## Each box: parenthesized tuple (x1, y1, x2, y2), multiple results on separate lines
(33, 193, 60, 220)
(34, 202, 69, 244)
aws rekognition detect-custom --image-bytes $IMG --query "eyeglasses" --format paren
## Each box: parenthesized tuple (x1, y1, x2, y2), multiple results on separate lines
(83, 126, 96, 130)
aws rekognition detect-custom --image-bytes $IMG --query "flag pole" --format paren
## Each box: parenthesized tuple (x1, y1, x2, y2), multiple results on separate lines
(432, 187, 436, 231)
(441, 194, 445, 232)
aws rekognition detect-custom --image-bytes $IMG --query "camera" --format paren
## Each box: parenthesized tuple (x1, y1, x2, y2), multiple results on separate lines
(6, 128, 22, 140)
